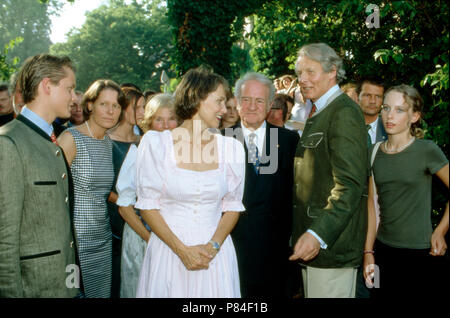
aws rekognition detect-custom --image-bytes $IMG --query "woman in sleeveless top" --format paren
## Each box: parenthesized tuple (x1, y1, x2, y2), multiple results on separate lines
(58, 79, 126, 298)
(363, 85, 449, 298)
(106, 87, 144, 298)
(116, 93, 178, 298)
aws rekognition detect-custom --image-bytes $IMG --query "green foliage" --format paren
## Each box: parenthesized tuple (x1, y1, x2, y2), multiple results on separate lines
(50, 0, 173, 92)
(0, 37, 23, 81)
(166, 0, 266, 84)
(230, 43, 254, 87)
(248, 0, 448, 144)
(0, 0, 61, 67)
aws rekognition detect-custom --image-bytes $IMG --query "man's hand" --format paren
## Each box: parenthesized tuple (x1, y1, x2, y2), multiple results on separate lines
(289, 232, 321, 262)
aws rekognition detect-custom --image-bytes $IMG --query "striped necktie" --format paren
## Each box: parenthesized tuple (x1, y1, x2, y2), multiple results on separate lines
(248, 133, 260, 174)
(308, 103, 317, 119)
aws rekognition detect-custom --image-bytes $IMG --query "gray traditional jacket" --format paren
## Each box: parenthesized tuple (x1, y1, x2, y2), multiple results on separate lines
(0, 117, 79, 297)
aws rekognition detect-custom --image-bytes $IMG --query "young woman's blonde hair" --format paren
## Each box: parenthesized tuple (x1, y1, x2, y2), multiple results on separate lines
(141, 93, 176, 132)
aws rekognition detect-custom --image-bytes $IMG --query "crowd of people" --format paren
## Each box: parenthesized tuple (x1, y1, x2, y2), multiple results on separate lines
(0, 42, 448, 299)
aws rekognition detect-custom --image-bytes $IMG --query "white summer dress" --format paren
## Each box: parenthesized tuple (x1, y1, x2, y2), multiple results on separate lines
(115, 144, 149, 298)
(135, 130, 245, 298)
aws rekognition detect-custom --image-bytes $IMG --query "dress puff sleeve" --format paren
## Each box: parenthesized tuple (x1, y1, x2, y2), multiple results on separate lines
(116, 144, 138, 207)
(134, 131, 165, 211)
(221, 135, 246, 213)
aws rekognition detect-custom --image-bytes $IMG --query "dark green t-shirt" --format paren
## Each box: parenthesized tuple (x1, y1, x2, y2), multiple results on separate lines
(373, 139, 448, 249)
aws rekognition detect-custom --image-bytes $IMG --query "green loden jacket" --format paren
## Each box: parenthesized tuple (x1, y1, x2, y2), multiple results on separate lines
(292, 90, 369, 269)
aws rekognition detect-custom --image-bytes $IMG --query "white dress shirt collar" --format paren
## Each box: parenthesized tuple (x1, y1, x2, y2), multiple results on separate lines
(311, 84, 340, 112)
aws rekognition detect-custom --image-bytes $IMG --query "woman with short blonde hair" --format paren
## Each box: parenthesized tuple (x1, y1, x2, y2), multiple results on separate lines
(141, 93, 178, 132)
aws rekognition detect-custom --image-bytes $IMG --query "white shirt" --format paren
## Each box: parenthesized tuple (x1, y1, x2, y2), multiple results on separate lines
(290, 87, 312, 124)
(289, 99, 311, 138)
(310, 84, 340, 114)
(133, 125, 141, 136)
(116, 144, 138, 207)
(368, 117, 379, 145)
(241, 121, 266, 154)
(290, 101, 311, 123)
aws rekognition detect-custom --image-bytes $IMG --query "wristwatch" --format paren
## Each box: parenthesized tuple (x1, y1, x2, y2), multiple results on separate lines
(208, 240, 220, 251)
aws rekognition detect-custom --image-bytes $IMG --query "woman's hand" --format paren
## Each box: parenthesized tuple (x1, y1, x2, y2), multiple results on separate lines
(108, 191, 118, 204)
(363, 253, 376, 287)
(430, 229, 447, 256)
(201, 243, 219, 260)
(432, 165, 448, 256)
(178, 245, 213, 271)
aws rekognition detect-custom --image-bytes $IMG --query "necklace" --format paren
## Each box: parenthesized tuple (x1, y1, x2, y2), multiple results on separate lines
(384, 137, 415, 153)
(85, 121, 101, 140)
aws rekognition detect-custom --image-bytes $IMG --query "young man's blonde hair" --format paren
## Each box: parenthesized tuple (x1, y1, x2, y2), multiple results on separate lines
(17, 54, 75, 104)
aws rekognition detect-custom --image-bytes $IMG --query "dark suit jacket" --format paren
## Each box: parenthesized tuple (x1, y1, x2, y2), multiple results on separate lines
(0, 115, 79, 297)
(375, 116, 387, 143)
(292, 92, 368, 269)
(52, 121, 67, 138)
(223, 121, 299, 295)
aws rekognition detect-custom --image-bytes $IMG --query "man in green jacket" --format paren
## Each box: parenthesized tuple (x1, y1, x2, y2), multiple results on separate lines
(289, 43, 368, 298)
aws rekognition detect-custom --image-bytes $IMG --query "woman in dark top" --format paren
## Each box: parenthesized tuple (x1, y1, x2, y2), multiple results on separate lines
(107, 87, 145, 298)
(364, 84, 448, 298)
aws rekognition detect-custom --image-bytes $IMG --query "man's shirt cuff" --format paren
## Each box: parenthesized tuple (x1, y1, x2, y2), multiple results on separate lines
(307, 229, 328, 249)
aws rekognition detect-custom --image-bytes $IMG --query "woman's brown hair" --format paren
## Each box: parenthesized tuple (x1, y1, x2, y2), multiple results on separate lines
(174, 66, 229, 120)
(81, 79, 127, 121)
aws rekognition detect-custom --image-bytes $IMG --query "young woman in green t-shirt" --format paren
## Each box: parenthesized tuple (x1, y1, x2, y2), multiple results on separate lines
(363, 84, 449, 298)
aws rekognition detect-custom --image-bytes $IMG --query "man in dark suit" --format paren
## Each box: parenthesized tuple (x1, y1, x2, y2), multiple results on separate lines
(354, 76, 387, 298)
(357, 76, 387, 145)
(0, 54, 80, 297)
(223, 72, 299, 297)
(289, 43, 368, 298)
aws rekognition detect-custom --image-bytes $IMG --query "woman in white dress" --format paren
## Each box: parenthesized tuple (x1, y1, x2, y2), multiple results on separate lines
(135, 67, 246, 298)
(116, 93, 178, 298)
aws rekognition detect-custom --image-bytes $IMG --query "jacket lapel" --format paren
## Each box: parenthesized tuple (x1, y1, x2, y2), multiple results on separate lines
(376, 116, 387, 142)
(260, 122, 272, 166)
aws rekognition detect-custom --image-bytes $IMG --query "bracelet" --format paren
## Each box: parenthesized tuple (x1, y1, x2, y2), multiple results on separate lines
(364, 250, 375, 254)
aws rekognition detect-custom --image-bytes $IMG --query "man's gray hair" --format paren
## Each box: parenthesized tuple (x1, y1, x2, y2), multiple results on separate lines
(295, 43, 346, 83)
(234, 72, 276, 110)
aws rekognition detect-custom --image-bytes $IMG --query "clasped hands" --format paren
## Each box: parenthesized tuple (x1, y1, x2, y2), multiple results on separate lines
(178, 243, 218, 271)
(289, 232, 321, 262)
